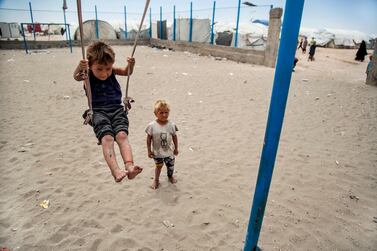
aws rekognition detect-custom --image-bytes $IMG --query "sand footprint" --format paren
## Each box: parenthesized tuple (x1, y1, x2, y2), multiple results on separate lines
(110, 224, 123, 233)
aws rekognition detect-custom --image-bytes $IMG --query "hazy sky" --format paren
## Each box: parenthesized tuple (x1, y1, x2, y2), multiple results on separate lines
(0, 0, 376, 35)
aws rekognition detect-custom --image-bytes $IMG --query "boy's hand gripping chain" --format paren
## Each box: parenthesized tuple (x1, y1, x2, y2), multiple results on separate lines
(77, 0, 93, 125)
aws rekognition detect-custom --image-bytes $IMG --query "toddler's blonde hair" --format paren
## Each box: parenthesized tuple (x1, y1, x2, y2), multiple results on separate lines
(154, 100, 170, 113)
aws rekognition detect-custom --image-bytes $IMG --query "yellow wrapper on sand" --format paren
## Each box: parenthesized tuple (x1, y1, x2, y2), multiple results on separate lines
(40, 200, 50, 209)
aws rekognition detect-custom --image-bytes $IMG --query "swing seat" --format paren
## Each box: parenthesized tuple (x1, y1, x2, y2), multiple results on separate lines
(123, 96, 135, 110)
(82, 109, 93, 126)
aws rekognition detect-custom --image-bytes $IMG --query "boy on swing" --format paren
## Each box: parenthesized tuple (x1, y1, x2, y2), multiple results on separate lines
(73, 41, 142, 182)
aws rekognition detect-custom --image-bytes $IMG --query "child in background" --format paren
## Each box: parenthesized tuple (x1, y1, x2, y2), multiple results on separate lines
(73, 41, 142, 182)
(146, 100, 179, 189)
(366, 55, 373, 77)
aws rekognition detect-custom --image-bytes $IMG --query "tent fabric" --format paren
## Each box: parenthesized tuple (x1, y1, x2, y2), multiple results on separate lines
(118, 28, 150, 40)
(0, 22, 20, 38)
(252, 19, 269, 26)
(212, 22, 268, 49)
(74, 20, 117, 40)
(299, 27, 375, 48)
(168, 18, 210, 43)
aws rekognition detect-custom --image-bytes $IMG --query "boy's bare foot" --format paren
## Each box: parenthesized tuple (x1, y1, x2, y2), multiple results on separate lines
(126, 165, 143, 179)
(113, 170, 127, 183)
(151, 179, 159, 189)
(168, 176, 177, 184)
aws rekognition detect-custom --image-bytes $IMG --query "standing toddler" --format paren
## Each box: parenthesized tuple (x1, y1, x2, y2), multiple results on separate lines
(146, 100, 179, 189)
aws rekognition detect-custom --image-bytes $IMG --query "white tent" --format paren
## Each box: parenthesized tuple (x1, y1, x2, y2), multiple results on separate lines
(299, 27, 375, 48)
(0, 22, 20, 38)
(166, 18, 211, 43)
(74, 20, 117, 40)
(212, 22, 268, 50)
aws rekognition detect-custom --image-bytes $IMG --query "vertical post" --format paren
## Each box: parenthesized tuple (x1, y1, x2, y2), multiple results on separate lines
(189, 2, 193, 43)
(173, 5, 176, 41)
(149, 8, 152, 38)
(67, 24, 72, 53)
(21, 23, 29, 54)
(210, 1, 216, 45)
(149, 7, 152, 38)
(62, 0, 72, 53)
(243, 0, 305, 250)
(63, 10, 69, 41)
(159, 6, 163, 39)
(264, 8, 283, 67)
(29, 2, 36, 41)
(124, 5, 128, 39)
(62, 0, 68, 40)
(95, 5, 99, 39)
(234, 0, 241, 48)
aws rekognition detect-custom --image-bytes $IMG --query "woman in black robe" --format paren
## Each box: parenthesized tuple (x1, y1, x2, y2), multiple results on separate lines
(355, 40, 368, 62)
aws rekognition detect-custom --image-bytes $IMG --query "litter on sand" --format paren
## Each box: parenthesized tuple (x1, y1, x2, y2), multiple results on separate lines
(40, 200, 50, 209)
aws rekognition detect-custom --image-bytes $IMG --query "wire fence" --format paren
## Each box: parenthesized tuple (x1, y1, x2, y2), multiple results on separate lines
(0, 3, 272, 49)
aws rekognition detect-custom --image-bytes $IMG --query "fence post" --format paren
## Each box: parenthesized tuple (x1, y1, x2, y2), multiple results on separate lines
(160, 6, 163, 39)
(210, 1, 216, 45)
(243, 0, 305, 250)
(124, 5, 128, 39)
(149, 8, 152, 38)
(173, 5, 176, 41)
(95, 5, 99, 39)
(189, 2, 193, 42)
(28, 2, 36, 41)
(62, 1, 72, 53)
(67, 24, 72, 53)
(21, 23, 29, 54)
(234, 0, 241, 48)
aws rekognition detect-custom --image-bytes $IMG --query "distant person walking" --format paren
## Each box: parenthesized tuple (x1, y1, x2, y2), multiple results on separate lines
(366, 55, 374, 80)
(302, 37, 308, 53)
(355, 40, 368, 62)
(308, 37, 316, 61)
(297, 38, 303, 51)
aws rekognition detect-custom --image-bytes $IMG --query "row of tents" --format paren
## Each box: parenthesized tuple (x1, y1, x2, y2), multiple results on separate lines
(1, 20, 375, 50)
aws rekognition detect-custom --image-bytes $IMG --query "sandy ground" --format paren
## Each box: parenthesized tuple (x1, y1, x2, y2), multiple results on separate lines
(0, 45, 376, 251)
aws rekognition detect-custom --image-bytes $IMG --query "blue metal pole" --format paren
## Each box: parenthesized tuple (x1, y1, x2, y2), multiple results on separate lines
(210, 1, 216, 45)
(21, 23, 28, 54)
(173, 5, 176, 41)
(243, 1, 305, 250)
(189, 2, 193, 43)
(159, 6, 163, 39)
(149, 7, 152, 38)
(124, 5, 128, 39)
(63, 9, 68, 41)
(234, 0, 241, 48)
(28, 2, 36, 41)
(95, 5, 99, 39)
(67, 24, 72, 53)
(63, 10, 72, 53)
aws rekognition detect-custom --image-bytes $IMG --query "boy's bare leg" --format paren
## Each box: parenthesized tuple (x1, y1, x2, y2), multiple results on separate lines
(101, 135, 127, 182)
(115, 132, 142, 179)
(151, 166, 162, 189)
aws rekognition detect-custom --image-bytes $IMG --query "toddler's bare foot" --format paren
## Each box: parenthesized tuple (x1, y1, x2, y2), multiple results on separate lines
(151, 179, 159, 189)
(126, 165, 143, 180)
(168, 176, 177, 184)
(113, 170, 127, 183)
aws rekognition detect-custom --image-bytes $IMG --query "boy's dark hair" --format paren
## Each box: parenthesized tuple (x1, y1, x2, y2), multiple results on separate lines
(86, 41, 115, 66)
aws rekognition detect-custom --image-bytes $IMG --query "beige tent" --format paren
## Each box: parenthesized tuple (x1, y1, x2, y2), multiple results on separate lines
(74, 19, 116, 40)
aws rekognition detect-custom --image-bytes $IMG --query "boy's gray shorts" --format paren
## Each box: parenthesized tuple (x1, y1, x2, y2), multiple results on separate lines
(92, 107, 129, 142)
